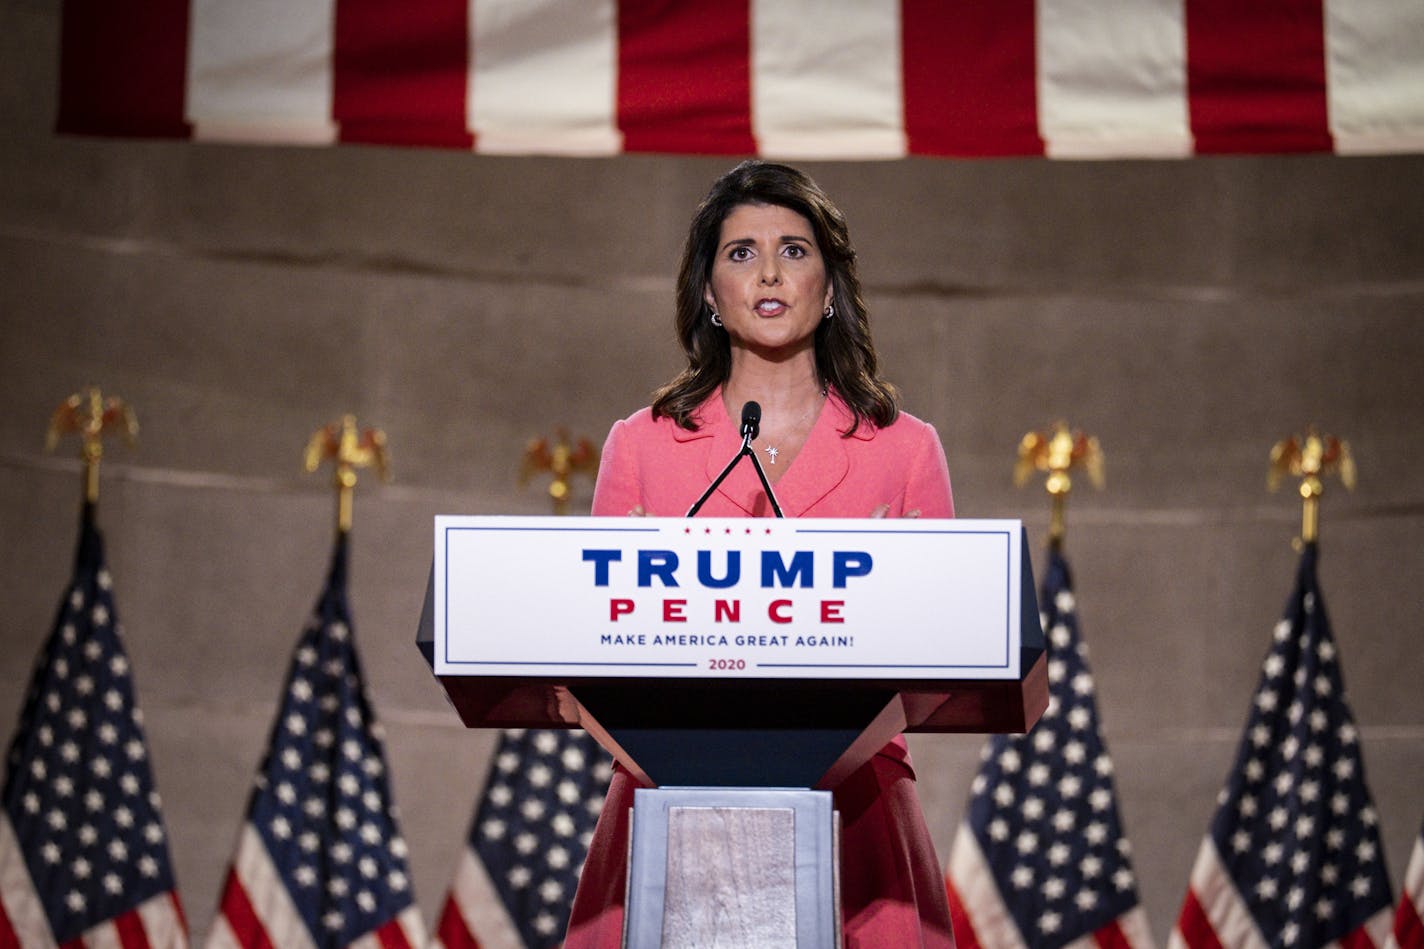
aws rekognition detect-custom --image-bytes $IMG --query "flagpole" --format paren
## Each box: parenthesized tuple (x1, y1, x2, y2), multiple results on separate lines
(303, 414, 390, 535)
(1014, 420, 1104, 550)
(45, 385, 138, 509)
(1267, 427, 1355, 546)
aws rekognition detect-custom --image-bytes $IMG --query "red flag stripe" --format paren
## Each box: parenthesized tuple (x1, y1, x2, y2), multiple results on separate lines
(433, 896, 481, 949)
(110, 908, 154, 949)
(215, 868, 276, 949)
(616, 0, 755, 155)
(0, 900, 21, 949)
(1176, 889, 1228, 949)
(1395, 893, 1424, 949)
(372, 914, 416, 949)
(1094, 917, 1132, 949)
(1185, 0, 1332, 152)
(333, 0, 474, 148)
(1341, 923, 1382, 949)
(902, 0, 1044, 156)
(57, 0, 192, 138)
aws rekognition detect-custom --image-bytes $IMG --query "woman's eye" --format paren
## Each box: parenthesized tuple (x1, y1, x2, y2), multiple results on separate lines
(783, 244, 806, 258)
(729, 246, 752, 261)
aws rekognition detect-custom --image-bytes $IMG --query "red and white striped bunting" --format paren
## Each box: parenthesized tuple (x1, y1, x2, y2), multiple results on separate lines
(58, 0, 1424, 158)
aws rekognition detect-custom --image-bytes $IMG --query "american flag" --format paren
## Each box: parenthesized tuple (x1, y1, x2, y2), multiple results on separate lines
(0, 506, 189, 947)
(205, 535, 425, 949)
(57, 1, 1424, 159)
(1171, 544, 1393, 949)
(1386, 817, 1424, 949)
(945, 545, 1155, 949)
(432, 729, 612, 949)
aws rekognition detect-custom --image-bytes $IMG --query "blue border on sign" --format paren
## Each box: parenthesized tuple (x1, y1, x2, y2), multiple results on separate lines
(440, 523, 695, 669)
(765, 527, 1013, 671)
(439, 521, 1014, 675)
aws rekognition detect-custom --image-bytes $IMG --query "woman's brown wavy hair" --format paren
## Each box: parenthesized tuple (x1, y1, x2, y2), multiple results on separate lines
(651, 160, 899, 435)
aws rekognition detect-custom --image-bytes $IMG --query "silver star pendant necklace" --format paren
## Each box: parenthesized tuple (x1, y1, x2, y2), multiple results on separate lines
(758, 392, 825, 465)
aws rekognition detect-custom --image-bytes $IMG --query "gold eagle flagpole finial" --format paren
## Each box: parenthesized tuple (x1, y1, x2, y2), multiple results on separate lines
(45, 386, 138, 506)
(304, 415, 391, 534)
(1014, 421, 1104, 549)
(520, 428, 599, 516)
(1268, 427, 1355, 547)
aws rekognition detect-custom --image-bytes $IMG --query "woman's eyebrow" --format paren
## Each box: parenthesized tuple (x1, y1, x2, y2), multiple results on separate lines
(719, 234, 814, 251)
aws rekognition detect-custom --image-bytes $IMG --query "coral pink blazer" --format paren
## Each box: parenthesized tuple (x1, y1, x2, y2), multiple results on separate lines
(591, 388, 954, 520)
(568, 389, 960, 949)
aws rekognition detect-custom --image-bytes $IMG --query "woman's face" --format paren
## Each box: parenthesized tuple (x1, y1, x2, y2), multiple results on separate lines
(703, 202, 833, 358)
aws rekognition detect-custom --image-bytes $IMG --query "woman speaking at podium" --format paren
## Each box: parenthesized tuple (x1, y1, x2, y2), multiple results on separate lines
(565, 160, 957, 948)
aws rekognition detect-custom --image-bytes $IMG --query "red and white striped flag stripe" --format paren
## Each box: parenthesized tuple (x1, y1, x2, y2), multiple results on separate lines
(1170, 838, 1393, 949)
(429, 845, 526, 949)
(1387, 826, 1424, 949)
(1, 813, 189, 949)
(946, 823, 1157, 949)
(58, 0, 1424, 158)
(204, 826, 426, 949)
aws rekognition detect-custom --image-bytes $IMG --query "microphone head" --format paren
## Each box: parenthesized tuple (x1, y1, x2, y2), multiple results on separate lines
(740, 401, 761, 440)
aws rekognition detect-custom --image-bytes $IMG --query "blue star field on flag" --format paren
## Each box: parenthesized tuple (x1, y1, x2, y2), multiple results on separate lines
(1190, 543, 1393, 947)
(461, 728, 613, 948)
(955, 546, 1148, 948)
(223, 534, 421, 946)
(1, 507, 185, 943)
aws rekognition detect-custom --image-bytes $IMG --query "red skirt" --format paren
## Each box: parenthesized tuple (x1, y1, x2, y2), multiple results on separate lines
(564, 739, 956, 948)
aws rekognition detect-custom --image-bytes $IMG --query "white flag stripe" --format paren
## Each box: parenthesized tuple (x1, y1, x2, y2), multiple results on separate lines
(1362, 907, 1396, 949)
(81, 920, 124, 949)
(1119, 906, 1158, 949)
(439, 847, 526, 949)
(135, 891, 188, 949)
(394, 905, 425, 948)
(470, 0, 621, 155)
(1037, 0, 1191, 157)
(947, 822, 1031, 949)
(1325, 0, 1424, 154)
(0, 812, 58, 949)
(751, 0, 906, 158)
(1408, 836, 1424, 917)
(203, 915, 240, 949)
(185, 0, 337, 143)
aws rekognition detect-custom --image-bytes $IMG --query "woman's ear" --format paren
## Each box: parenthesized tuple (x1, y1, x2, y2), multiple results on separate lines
(703, 285, 717, 311)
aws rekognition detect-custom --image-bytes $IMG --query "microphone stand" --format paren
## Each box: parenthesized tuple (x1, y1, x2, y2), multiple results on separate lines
(686, 420, 784, 518)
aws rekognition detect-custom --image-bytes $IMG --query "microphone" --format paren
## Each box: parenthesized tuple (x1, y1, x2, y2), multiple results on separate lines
(684, 400, 783, 517)
(740, 401, 761, 441)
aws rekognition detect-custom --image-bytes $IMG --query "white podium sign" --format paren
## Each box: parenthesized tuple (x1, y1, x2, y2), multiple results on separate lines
(432, 515, 1024, 680)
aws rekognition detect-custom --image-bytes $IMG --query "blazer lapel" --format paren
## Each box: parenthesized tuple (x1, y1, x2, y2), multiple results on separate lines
(689, 389, 861, 517)
(698, 394, 769, 516)
(771, 393, 854, 516)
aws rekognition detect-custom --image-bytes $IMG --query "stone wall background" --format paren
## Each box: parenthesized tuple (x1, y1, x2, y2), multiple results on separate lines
(3, 0, 1422, 940)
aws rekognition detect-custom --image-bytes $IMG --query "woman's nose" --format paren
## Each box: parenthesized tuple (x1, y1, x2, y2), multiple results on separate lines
(758, 258, 781, 284)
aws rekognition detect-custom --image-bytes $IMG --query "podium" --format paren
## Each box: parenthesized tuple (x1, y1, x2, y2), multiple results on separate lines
(418, 516, 1047, 947)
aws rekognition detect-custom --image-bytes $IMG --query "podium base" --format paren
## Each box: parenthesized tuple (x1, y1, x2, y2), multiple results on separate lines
(624, 787, 839, 949)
